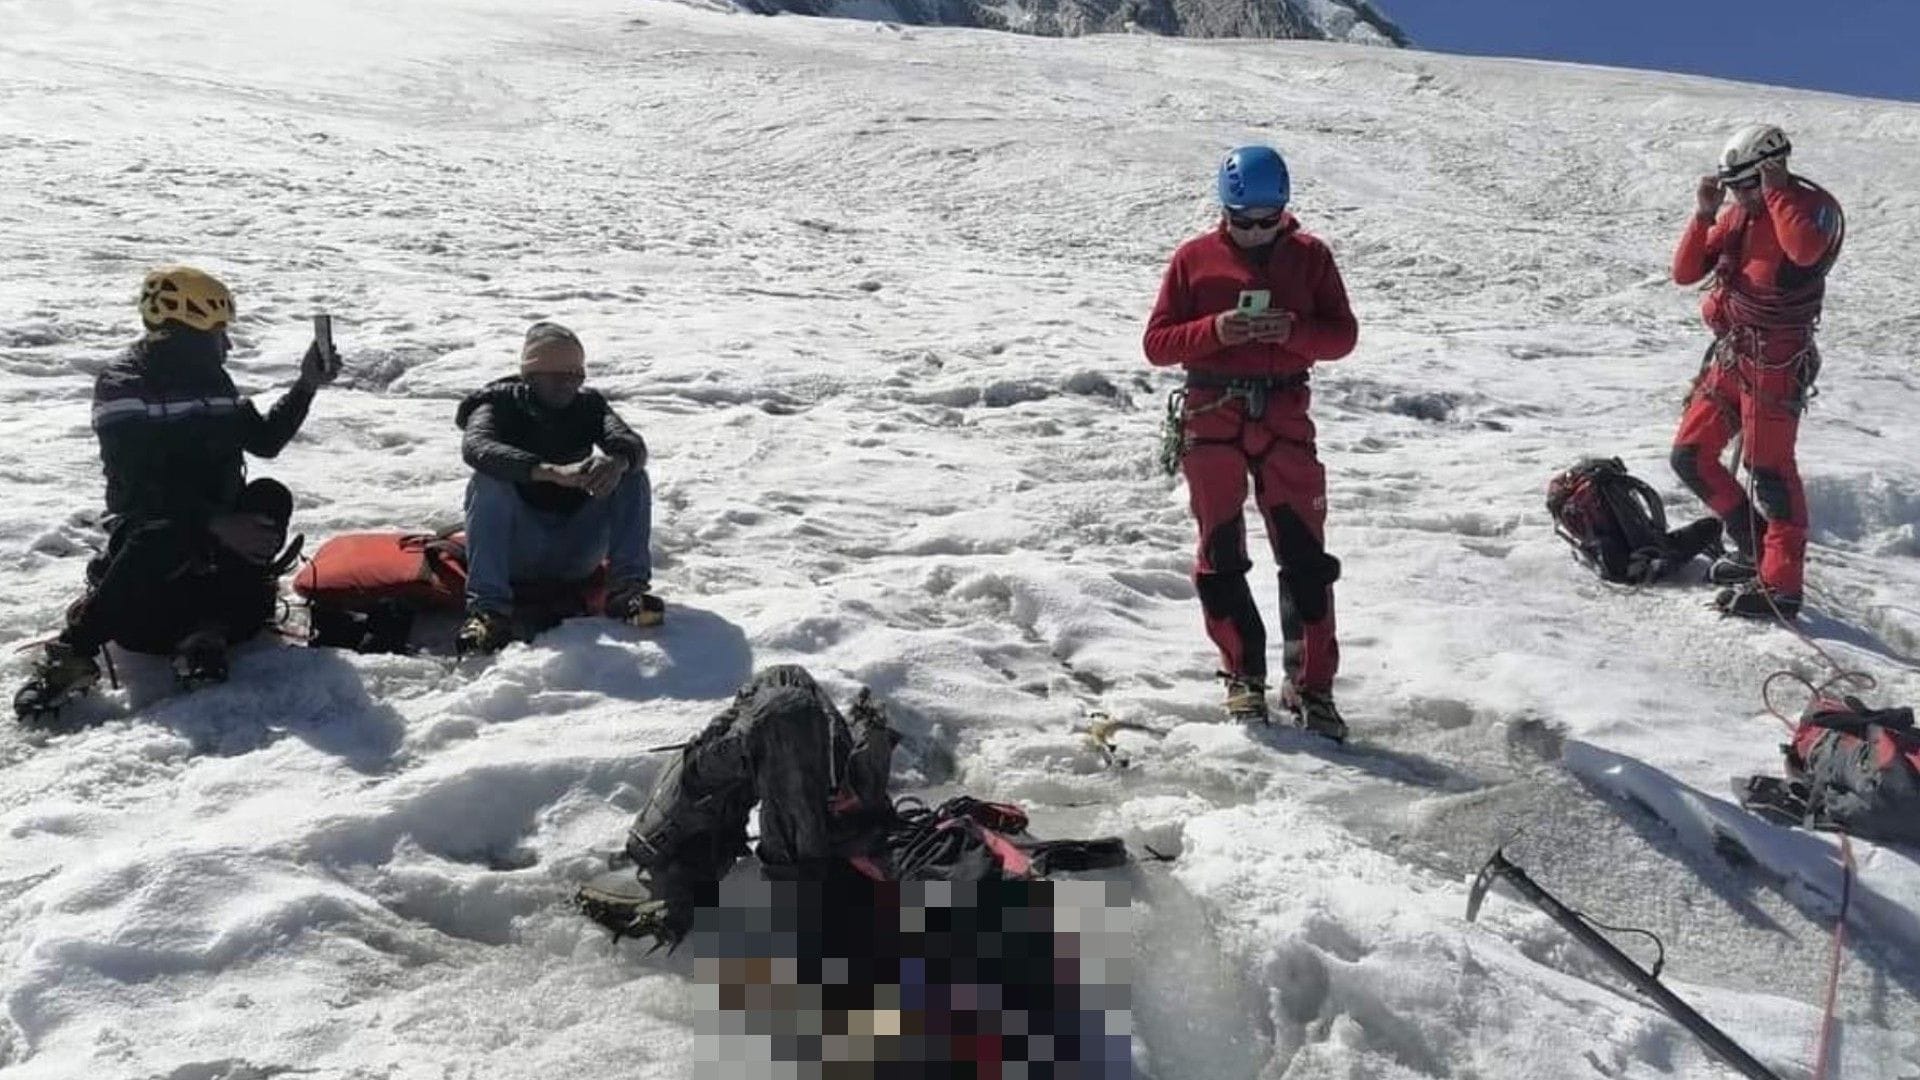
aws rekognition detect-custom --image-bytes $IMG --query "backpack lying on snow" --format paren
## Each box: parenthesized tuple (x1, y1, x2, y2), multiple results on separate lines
(1738, 696, 1920, 846)
(1546, 458, 1723, 584)
(292, 531, 469, 653)
(292, 529, 614, 653)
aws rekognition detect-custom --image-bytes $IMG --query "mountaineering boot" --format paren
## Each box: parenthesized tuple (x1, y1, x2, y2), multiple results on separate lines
(1220, 673, 1268, 723)
(606, 583, 666, 628)
(1735, 775, 1812, 828)
(173, 629, 230, 689)
(1707, 553, 1758, 586)
(574, 869, 696, 953)
(1715, 581, 1801, 622)
(455, 608, 514, 656)
(1281, 682, 1349, 743)
(14, 641, 102, 720)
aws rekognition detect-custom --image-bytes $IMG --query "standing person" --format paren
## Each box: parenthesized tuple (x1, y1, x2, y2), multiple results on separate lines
(454, 321, 660, 654)
(14, 266, 335, 719)
(1670, 124, 1844, 621)
(1143, 146, 1359, 738)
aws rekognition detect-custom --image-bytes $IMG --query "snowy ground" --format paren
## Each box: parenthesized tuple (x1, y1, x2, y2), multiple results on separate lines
(3, 1, 1920, 1077)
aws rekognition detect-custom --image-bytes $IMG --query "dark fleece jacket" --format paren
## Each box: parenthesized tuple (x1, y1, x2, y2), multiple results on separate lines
(456, 376, 647, 514)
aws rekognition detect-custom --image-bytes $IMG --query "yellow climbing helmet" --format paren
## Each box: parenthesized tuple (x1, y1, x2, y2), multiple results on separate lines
(138, 265, 234, 332)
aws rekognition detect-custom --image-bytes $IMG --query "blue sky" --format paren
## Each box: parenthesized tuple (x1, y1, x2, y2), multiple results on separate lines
(1384, 1, 1920, 104)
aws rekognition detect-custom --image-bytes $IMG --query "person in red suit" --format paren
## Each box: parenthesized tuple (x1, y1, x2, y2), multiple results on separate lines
(1671, 124, 1844, 621)
(1143, 145, 1358, 739)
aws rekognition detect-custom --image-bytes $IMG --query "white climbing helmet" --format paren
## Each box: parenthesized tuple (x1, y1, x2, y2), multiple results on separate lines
(1718, 123, 1791, 184)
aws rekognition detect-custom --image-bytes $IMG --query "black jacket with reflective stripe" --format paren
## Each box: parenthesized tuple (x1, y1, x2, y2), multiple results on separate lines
(92, 333, 313, 526)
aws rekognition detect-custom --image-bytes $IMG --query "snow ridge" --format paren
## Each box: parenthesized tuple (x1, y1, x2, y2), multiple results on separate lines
(723, 0, 1409, 42)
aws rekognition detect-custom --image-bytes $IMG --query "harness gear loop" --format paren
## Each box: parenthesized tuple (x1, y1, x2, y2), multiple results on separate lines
(1157, 388, 1189, 477)
(1160, 372, 1311, 476)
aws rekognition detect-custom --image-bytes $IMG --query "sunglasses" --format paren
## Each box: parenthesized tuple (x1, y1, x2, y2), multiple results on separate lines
(1724, 176, 1761, 192)
(1227, 210, 1284, 230)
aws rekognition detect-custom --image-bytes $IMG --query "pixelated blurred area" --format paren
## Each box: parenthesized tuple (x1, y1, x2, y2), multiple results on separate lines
(691, 878, 1132, 1078)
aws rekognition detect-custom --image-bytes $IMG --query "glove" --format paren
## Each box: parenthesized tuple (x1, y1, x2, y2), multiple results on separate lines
(298, 341, 340, 389)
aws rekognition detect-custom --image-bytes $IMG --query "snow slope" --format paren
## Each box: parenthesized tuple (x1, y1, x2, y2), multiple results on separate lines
(3, 1, 1920, 1077)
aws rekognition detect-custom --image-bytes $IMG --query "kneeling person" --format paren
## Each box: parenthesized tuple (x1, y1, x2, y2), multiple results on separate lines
(15, 266, 333, 718)
(455, 322, 658, 654)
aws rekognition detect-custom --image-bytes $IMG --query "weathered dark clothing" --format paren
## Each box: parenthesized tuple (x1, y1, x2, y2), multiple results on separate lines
(626, 666, 894, 888)
(623, 666, 1127, 895)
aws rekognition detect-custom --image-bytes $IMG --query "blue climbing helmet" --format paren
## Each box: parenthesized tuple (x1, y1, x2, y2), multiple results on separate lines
(1217, 145, 1290, 210)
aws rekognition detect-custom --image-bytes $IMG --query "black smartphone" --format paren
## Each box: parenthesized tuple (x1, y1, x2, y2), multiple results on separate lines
(312, 314, 340, 378)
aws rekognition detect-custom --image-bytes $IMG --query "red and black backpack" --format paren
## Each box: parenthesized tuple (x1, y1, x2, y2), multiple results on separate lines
(1785, 696, 1920, 845)
(291, 528, 613, 653)
(846, 796, 1127, 883)
(292, 531, 469, 653)
(1547, 458, 1721, 585)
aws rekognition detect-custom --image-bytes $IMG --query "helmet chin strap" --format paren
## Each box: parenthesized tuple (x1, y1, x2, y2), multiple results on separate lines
(1722, 154, 1786, 185)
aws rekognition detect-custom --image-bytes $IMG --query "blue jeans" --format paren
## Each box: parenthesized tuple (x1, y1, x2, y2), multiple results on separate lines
(463, 469, 652, 615)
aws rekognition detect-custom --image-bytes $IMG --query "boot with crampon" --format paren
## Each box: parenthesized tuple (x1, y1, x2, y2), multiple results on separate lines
(13, 641, 102, 721)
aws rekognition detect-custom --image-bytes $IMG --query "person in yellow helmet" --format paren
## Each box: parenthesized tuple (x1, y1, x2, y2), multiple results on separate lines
(14, 266, 339, 718)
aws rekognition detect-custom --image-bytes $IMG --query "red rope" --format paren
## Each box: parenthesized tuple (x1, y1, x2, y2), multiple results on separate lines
(1757, 673, 1855, 1080)
(1810, 837, 1855, 1080)
(1735, 394, 1861, 1080)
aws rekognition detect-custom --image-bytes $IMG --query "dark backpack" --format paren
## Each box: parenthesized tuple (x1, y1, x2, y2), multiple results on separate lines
(1547, 458, 1722, 584)
(865, 796, 1127, 883)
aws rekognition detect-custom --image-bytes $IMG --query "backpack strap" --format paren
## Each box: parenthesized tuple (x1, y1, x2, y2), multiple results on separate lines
(420, 532, 468, 589)
(1022, 837, 1130, 875)
(965, 820, 1036, 878)
(267, 533, 306, 578)
(1592, 471, 1677, 583)
(1587, 470, 1669, 546)
(1614, 473, 1670, 537)
(1801, 696, 1915, 738)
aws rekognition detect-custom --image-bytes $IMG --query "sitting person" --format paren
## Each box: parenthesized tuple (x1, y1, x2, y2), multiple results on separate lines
(15, 266, 334, 718)
(453, 321, 659, 654)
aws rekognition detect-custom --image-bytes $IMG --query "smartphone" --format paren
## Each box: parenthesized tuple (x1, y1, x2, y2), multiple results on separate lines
(312, 314, 340, 378)
(1236, 289, 1271, 316)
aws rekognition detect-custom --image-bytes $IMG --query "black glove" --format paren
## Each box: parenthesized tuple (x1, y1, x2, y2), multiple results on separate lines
(298, 341, 340, 389)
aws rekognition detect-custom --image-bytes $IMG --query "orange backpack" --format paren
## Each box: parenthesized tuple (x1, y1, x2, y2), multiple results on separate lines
(293, 532, 468, 652)
(293, 531, 611, 652)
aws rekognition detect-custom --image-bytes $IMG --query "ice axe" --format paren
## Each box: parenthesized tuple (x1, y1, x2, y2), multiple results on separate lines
(1467, 842, 1784, 1080)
